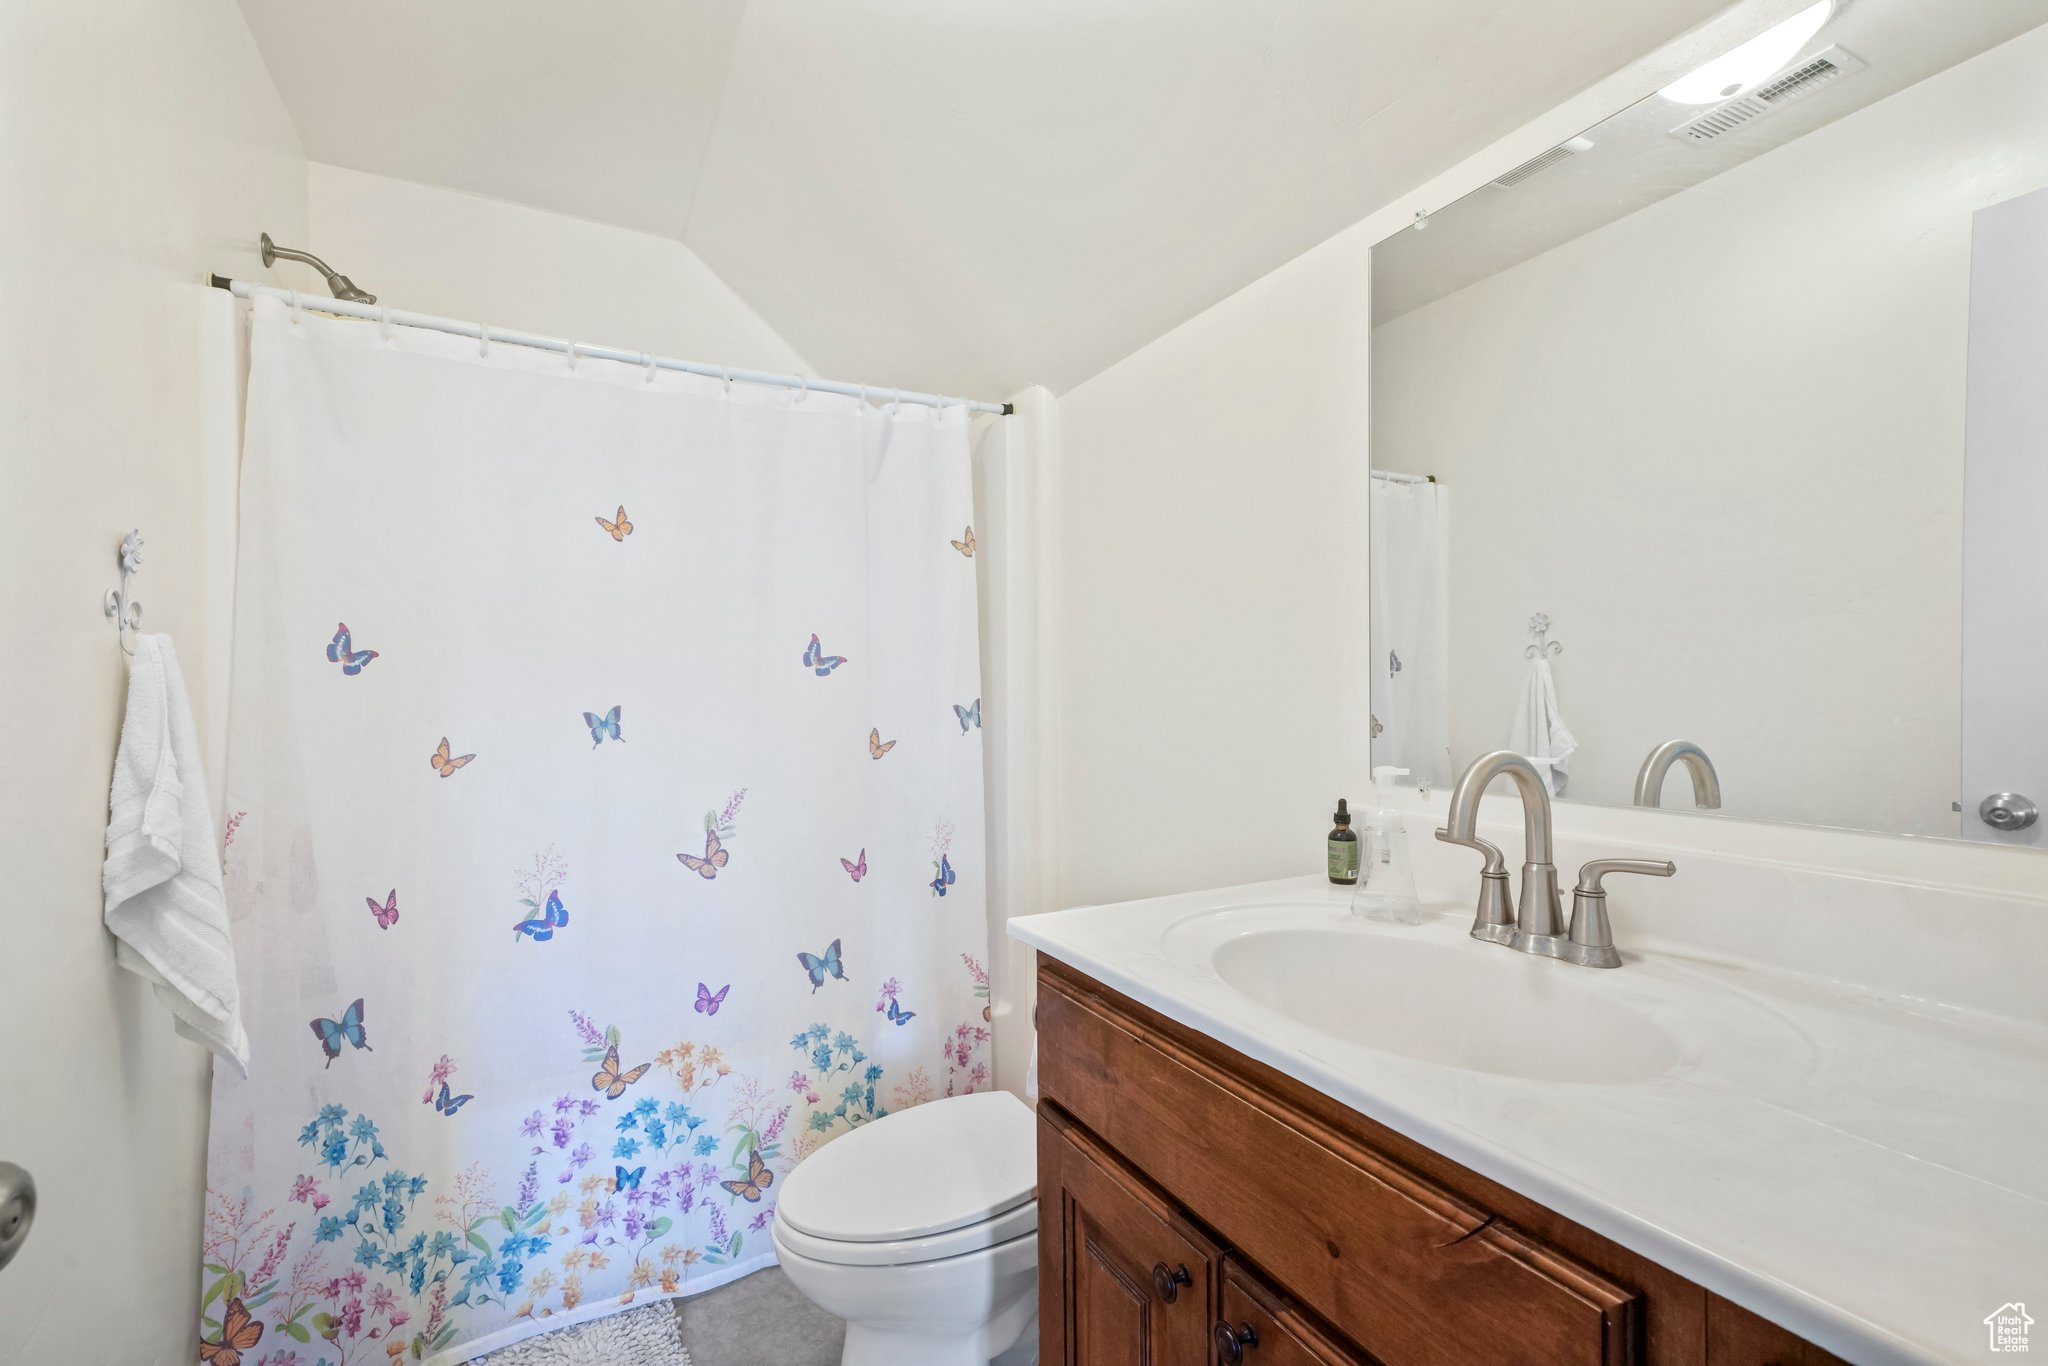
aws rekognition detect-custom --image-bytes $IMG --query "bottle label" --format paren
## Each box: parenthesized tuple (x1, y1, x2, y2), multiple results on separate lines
(1328, 839, 1360, 881)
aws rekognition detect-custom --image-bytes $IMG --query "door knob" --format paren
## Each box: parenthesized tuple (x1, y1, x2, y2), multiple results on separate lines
(1213, 1320, 1261, 1362)
(1151, 1261, 1192, 1303)
(0, 1162, 34, 1273)
(1978, 793, 2039, 832)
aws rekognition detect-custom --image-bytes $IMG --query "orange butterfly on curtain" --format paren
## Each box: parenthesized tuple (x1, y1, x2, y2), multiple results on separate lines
(950, 526, 975, 557)
(677, 829, 730, 879)
(595, 505, 634, 541)
(430, 737, 475, 777)
(721, 1147, 775, 1203)
(591, 1043, 651, 1100)
(868, 727, 896, 760)
(198, 1297, 264, 1366)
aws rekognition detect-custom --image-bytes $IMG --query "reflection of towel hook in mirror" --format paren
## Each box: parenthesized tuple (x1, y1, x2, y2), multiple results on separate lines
(104, 529, 144, 656)
(1525, 613, 1562, 660)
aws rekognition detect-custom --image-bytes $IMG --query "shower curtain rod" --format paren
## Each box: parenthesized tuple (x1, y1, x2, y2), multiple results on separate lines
(207, 275, 1014, 416)
(1370, 469, 1438, 484)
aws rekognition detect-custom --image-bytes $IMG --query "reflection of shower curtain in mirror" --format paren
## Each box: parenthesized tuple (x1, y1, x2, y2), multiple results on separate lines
(1369, 476, 1451, 788)
(201, 295, 991, 1364)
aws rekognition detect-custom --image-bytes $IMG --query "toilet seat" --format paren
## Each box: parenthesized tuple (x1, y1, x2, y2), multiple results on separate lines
(774, 1198, 1037, 1267)
(775, 1092, 1037, 1265)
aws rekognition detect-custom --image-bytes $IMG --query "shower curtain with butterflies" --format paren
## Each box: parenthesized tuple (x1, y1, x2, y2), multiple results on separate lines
(201, 294, 992, 1365)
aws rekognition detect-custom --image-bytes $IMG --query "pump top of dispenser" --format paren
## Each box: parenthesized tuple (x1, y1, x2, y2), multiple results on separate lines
(1366, 768, 1410, 829)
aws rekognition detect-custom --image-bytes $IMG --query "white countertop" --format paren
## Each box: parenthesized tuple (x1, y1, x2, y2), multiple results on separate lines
(1010, 875, 2048, 1365)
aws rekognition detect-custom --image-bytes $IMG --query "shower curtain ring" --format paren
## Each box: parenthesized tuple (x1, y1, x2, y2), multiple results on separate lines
(891, 388, 903, 416)
(795, 376, 808, 405)
(478, 325, 490, 359)
(288, 289, 303, 327)
(720, 366, 732, 397)
(644, 352, 658, 385)
(378, 305, 393, 345)
(566, 341, 579, 372)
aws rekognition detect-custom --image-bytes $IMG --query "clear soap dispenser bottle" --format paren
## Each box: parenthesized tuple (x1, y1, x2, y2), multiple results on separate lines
(1352, 766, 1424, 924)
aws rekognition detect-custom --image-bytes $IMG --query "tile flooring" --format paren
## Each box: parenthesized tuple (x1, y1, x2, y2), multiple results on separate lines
(674, 1267, 1036, 1366)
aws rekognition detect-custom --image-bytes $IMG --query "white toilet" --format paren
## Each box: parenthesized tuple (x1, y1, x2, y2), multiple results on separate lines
(772, 1090, 1039, 1366)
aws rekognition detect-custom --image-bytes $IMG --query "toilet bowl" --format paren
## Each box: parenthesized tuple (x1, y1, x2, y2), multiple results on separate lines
(772, 1090, 1039, 1366)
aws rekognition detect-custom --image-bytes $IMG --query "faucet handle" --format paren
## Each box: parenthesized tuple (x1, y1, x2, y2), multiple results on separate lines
(1564, 859, 1675, 969)
(1436, 829, 1516, 944)
(1434, 828, 1506, 874)
(1573, 859, 1676, 895)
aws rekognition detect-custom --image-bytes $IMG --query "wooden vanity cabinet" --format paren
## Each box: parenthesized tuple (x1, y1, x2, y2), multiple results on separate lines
(1034, 955, 1845, 1366)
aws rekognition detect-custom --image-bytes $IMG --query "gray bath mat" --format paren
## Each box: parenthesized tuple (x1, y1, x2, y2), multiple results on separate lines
(469, 1301, 694, 1366)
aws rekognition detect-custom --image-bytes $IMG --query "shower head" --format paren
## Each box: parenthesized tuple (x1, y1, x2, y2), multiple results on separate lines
(260, 232, 377, 306)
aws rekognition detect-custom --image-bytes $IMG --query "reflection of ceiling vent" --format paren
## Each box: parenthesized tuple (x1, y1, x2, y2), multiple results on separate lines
(1668, 45, 1867, 143)
(1493, 136, 1596, 187)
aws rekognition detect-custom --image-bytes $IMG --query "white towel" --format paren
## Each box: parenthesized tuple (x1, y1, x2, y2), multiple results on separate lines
(102, 634, 249, 1071)
(1508, 656, 1577, 798)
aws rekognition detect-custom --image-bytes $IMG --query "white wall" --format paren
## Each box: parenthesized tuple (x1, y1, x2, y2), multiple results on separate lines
(308, 163, 810, 376)
(1372, 24, 2048, 838)
(1055, 226, 1376, 908)
(0, 2, 308, 1360)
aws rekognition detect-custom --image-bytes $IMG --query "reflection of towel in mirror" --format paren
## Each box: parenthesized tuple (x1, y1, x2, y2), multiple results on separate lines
(102, 634, 250, 1071)
(1509, 656, 1577, 798)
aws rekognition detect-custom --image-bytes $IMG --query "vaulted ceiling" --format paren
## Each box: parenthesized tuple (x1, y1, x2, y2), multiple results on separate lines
(237, 0, 1731, 399)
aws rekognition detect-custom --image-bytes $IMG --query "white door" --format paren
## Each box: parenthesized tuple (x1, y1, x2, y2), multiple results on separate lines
(1961, 184, 2048, 846)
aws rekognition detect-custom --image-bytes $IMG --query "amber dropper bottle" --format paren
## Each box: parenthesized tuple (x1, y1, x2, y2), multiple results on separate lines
(1328, 799, 1360, 885)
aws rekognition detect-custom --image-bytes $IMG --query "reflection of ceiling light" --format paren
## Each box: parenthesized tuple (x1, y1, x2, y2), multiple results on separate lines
(1660, 0, 1833, 105)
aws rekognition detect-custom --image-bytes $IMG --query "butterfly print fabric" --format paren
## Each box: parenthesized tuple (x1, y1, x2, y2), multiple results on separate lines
(205, 294, 990, 1363)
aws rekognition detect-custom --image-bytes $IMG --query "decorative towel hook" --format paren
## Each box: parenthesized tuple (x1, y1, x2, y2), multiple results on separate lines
(104, 529, 144, 656)
(1525, 613, 1562, 660)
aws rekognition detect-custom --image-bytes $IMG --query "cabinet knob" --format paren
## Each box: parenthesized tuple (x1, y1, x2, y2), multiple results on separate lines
(1213, 1320, 1260, 1362)
(1151, 1261, 1192, 1303)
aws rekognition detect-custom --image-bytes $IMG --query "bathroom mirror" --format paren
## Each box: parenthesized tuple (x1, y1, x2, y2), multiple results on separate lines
(1368, 0, 2048, 846)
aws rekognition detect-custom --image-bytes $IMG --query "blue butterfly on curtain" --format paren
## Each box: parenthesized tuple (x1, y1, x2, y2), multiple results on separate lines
(431, 1082, 472, 1117)
(308, 998, 371, 1067)
(325, 622, 379, 676)
(803, 634, 847, 676)
(515, 889, 569, 942)
(885, 997, 916, 1027)
(582, 705, 622, 748)
(930, 855, 955, 898)
(954, 699, 981, 733)
(799, 938, 846, 992)
(614, 1165, 645, 1192)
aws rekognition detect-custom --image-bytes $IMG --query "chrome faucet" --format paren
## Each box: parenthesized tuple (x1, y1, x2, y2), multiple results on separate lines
(1633, 739, 1721, 809)
(1437, 749, 1677, 967)
(1435, 750, 1565, 954)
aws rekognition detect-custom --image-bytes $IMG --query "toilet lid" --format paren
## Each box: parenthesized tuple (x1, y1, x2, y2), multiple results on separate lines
(776, 1091, 1036, 1243)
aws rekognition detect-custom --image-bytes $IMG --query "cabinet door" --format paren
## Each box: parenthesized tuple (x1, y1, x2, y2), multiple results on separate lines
(1042, 1107, 1220, 1366)
(1215, 1260, 1379, 1366)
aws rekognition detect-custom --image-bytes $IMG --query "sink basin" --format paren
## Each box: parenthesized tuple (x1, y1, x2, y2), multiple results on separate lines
(1209, 922, 1683, 1084)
